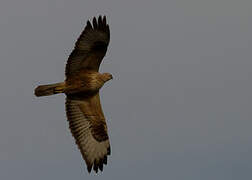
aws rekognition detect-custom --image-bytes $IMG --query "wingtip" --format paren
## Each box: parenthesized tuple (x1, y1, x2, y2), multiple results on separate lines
(92, 17, 98, 29)
(93, 159, 98, 173)
(103, 155, 107, 165)
(98, 159, 104, 171)
(86, 20, 92, 30)
(87, 165, 92, 173)
(98, 15, 102, 21)
(98, 16, 103, 29)
(107, 146, 111, 155)
(85, 15, 109, 33)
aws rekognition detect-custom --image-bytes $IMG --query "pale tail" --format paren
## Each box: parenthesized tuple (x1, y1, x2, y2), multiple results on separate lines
(34, 82, 65, 97)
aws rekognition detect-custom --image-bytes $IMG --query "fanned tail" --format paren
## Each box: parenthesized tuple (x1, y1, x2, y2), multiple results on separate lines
(34, 82, 65, 97)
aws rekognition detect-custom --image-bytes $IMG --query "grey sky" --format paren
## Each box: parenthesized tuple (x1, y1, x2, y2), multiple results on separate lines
(0, 0, 251, 179)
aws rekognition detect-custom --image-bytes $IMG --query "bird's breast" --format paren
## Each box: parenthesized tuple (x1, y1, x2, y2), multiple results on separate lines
(65, 71, 104, 95)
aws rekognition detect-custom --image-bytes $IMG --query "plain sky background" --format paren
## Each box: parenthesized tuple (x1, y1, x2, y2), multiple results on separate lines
(0, 0, 251, 179)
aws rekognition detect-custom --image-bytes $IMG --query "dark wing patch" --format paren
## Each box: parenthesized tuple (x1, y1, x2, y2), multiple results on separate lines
(65, 95, 110, 173)
(65, 16, 110, 77)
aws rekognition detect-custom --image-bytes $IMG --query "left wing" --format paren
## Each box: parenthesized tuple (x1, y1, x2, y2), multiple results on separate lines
(65, 93, 111, 173)
(65, 16, 110, 77)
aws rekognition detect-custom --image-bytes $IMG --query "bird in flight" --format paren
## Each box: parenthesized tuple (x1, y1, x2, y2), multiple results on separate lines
(34, 15, 112, 173)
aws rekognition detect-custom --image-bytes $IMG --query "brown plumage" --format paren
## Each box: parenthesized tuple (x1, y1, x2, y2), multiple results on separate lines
(34, 16, 112, 173)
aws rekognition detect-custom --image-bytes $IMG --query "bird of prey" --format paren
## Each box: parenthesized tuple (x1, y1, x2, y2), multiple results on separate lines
(34, 15, 112, 173)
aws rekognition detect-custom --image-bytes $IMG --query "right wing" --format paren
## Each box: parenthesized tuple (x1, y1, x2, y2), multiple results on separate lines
(65, 94, 111, 173)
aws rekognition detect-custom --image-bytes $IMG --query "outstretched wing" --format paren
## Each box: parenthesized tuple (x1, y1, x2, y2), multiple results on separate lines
(65, 16, 110, 77)
(66, 93, 111, 173)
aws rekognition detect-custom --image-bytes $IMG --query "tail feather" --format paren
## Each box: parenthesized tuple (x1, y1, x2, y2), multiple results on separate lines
(34, 82, 65, 97)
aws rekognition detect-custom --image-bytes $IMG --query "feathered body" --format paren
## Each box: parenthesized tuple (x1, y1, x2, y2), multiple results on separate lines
(34, 16, 112, 173)
(65, 70, 112, 95)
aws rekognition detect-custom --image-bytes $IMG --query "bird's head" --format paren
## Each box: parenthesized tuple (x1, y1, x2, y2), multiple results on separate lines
(101, 73, 113, 82)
